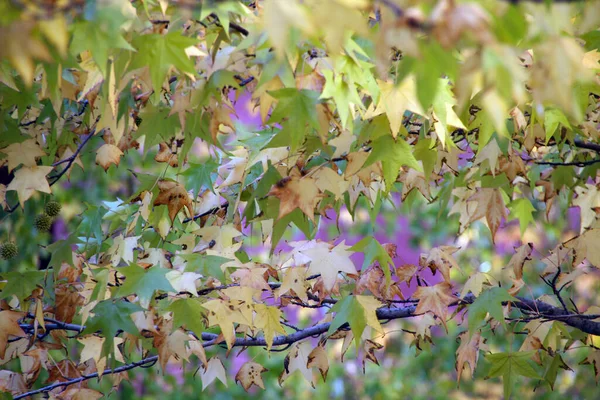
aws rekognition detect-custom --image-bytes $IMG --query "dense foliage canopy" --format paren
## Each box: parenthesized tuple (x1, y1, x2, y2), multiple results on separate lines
(1, 0, 600, 398)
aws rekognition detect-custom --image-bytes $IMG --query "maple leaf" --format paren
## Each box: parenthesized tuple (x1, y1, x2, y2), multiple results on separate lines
(363, 134, 422, 191)
(268, 176, 322, 222)
(153, 179, 194, 221)
(78, 335, 124, 377)
(312, 167, 350, 200)
(83, 300, 142, 356)
(328, 295, 383, 347)
(364, 78, 424, 137)
(505, 243, 533, 295)
(278, 342, 314, 386)
(467, 188, 507, 242)
(202, 299, 243, 349)
(130, 32, 199, 97)
(299, 240, 357, 291)
(201, 357, 228, 390)
(307, 345, 329, 382)
(6, 165, 53, 207)
(231, 265, 271, 292)
(414, 282, 458, 331)
(460, 272, 492, 298)
(0, 311, 26, 359)
(456, 331, 482, 384)
(362, 339, 384, 372)
(116, 264, 175, 309)
(485, 351, 542, 399)
(235, 361, 268, 391)
(565, 228, 600, 268)
(276, 266, 309, 302)
(573, 184, 600, 233)
(168, 298, 205, 338)
(419, 246, 461, 283)
(474, 138, 502, 176)
(0, 139, 46, 172)
(580, 349, 600, 383)
(468, 287, 516, 334)
(0, 370, 27, 395)
(254, 304, 286, 350)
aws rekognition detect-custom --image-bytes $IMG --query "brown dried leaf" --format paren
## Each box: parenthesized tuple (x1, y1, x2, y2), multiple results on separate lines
(268, 176, 322, 222)
(153, 179, 194, 221)
(456, 331, 482, 385)
(414, 282, 458, 331)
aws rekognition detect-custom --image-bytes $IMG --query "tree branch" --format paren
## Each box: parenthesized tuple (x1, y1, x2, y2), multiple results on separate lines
(13, 355, 159, 400)
(573, 138, 600, 153)
(13, 292, 600, 398)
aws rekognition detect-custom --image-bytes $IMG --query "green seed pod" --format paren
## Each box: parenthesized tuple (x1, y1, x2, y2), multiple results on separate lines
(45, 201, 62, 217)
(35, 213, 53, 232)
(0, 242, 18, 260)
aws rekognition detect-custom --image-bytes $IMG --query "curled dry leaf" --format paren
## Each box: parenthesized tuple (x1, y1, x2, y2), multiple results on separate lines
(456, 331, 482, 385)
(154, 142, 179, 167)
(362, 339, 384, 372)
(153, 179, 194, 221)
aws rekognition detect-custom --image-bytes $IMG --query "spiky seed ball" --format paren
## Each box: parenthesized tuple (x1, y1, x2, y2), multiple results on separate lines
(35, 213, 53, 232)
(45, 201, 62, 217)
(0, 242, 18, 260)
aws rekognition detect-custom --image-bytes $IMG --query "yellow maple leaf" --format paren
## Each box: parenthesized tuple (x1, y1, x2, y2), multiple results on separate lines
(364, 78, 424, 138)
(6, 166, 53, 207)
(276, 266, 309, 302)
(312, 167, 350, 200)
(254, 304, 286, 350)
(0, 139, 46, 172)
(96, 143, 124, 171)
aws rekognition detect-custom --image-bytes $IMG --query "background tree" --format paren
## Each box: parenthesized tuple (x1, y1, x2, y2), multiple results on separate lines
(1, 0, 600, 398)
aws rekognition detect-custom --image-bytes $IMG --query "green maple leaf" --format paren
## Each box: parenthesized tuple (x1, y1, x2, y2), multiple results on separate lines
(47, 234, 78, 268)
(0, 271, 46, 303)
(180, 159, 219, 196)
(485, 351, 542, 399)
(116, 264, 176, 308)
(543, 354, 571, 390)
(468, 287, 516, 335)
(168, 298, 205, 338)
(181, 254, 230, 283)
(134, 103, 181, 149)
(70, 4, 135, 76)
(508, 198, 536, 235)
(266, 89, 321, 152)
(83, 300, 142, 356)
(363, 133, 422, 191)
(413, 138, 437, 182)
(130, 32, 198, 98)
(544, 108, 571, 143)
(321, 69, 363, 127)
(327, 295, 382, 347)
